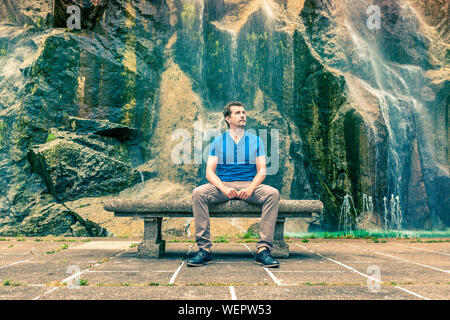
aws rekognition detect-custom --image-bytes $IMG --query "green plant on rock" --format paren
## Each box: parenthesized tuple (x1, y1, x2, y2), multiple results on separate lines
(46, 132, 56, 143)
(238, 231, 257, 239)
(79, 279, 88, 286)
(0, 120, 7, 146)
(213, 236, 229, 243)
(181, 4, 196, 31)
(0, 46, 7, 56)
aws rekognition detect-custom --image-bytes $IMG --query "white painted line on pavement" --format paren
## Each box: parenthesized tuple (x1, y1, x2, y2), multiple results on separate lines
(33, 287, 58, 300)
(263, 267, 282, 286)
(86, 270, 140, 273)
(229, 286, 237, 300)
(169, 243, 194, 284)
(169, 262, 185, 284)
(271, 270, 345, 273)
(0, 253, 31, 255)
(243, 244, 253, 254)
(347, 243, 450, 274)
(295, 243, 431, 300)
(32, 248, 130, 300)
(0, 259, 31, 269)
(392, 243, 450, 257)
(242, 244, 283, 286)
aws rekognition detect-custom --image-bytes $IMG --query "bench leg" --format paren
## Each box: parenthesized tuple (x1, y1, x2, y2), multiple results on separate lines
(271, 218, 289, 258)
(137, 217, 166, 258)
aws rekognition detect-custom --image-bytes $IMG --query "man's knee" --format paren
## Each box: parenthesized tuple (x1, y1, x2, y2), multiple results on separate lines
(192, 187, 203, 200)
(193, 185, 209, 203)
(267, 187, 279, 201)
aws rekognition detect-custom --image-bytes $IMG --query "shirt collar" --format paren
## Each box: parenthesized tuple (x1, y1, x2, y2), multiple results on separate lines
(226, 130, 247, 144)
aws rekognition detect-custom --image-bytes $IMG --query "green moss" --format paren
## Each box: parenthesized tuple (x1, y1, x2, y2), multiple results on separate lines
(79, 279, 88, 286)
(213, 236, 229, 243)
(181, 4, 196, 30)
(238, 231, 258, 239)
(36, 17, 42, 29)
(0, 120, 7, 146)
(46, 132, 56, 143)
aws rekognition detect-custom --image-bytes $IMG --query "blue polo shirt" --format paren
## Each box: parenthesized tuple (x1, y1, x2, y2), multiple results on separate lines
(209, 131, 265, 182)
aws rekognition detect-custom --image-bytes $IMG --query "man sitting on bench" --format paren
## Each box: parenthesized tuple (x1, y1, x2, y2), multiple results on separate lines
(187, 101, 280, 268)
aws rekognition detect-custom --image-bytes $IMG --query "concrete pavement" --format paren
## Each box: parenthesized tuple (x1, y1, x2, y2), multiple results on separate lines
(0, 237, 448, 300)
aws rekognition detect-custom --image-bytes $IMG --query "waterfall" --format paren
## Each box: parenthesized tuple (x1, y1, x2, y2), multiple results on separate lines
(262, 0, 274, 19)
(179, 0, 205, 84)
(334, 0, 448, 226)
(196, 0, 205, 82)
(137, 170, 145, 187)
(383, 196, 388, 231)
(339, 194, 357, 233)
(363, 194, 374, 212)
(229, 30, 238, 99)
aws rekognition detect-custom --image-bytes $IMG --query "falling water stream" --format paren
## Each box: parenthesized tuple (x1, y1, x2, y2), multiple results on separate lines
(335, 0, 448, 226)
(176, 0, 448, 233)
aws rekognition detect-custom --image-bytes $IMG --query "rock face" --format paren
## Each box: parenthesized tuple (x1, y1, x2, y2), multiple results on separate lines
(27, 133, 142, 201)
(0, 0, 171, 236)
(0, 0, 448, 236)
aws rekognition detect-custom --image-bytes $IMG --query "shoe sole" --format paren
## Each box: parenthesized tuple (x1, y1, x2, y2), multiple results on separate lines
(254, 261, 280, 268)
(186, 260, 213, 267)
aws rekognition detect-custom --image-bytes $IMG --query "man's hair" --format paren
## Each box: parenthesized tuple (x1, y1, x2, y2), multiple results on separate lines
(223, 101, 245, 128)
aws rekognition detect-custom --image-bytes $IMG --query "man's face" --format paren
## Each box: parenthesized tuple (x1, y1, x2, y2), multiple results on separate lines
(226, 105, 246, 129)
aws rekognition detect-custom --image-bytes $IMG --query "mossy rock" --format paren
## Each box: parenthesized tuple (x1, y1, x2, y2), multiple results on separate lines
(27, 138, 141, 201)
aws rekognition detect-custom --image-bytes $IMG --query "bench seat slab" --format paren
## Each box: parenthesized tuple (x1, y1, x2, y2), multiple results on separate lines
(104, 199, 324, 259)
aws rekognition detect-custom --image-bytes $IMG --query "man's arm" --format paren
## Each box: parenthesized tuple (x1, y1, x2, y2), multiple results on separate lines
(237, 155, 266, 200)
(206, 155, 238, 199)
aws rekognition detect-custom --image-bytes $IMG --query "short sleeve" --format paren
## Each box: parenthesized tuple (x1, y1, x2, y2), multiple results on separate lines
(209, 137, 218, 156)
(257, 137, 265, 157)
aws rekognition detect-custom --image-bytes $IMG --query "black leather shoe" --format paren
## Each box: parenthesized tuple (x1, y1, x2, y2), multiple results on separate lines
(186, 248, 213, 267)
(255, 249, 280, 268)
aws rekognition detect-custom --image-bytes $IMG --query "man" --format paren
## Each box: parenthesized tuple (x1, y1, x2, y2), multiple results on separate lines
(187, 101, 280, 268)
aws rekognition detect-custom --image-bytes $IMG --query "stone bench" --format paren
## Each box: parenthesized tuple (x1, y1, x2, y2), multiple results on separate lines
(103, 199, 323, 258)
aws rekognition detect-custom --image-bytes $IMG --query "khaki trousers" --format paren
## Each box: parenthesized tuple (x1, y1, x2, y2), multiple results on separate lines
(192, 181, 280, 251)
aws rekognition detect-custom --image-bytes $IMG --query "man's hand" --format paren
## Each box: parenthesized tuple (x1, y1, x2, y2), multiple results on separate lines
(237, 187, 255, 200)
(222, 187, 238, 199)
